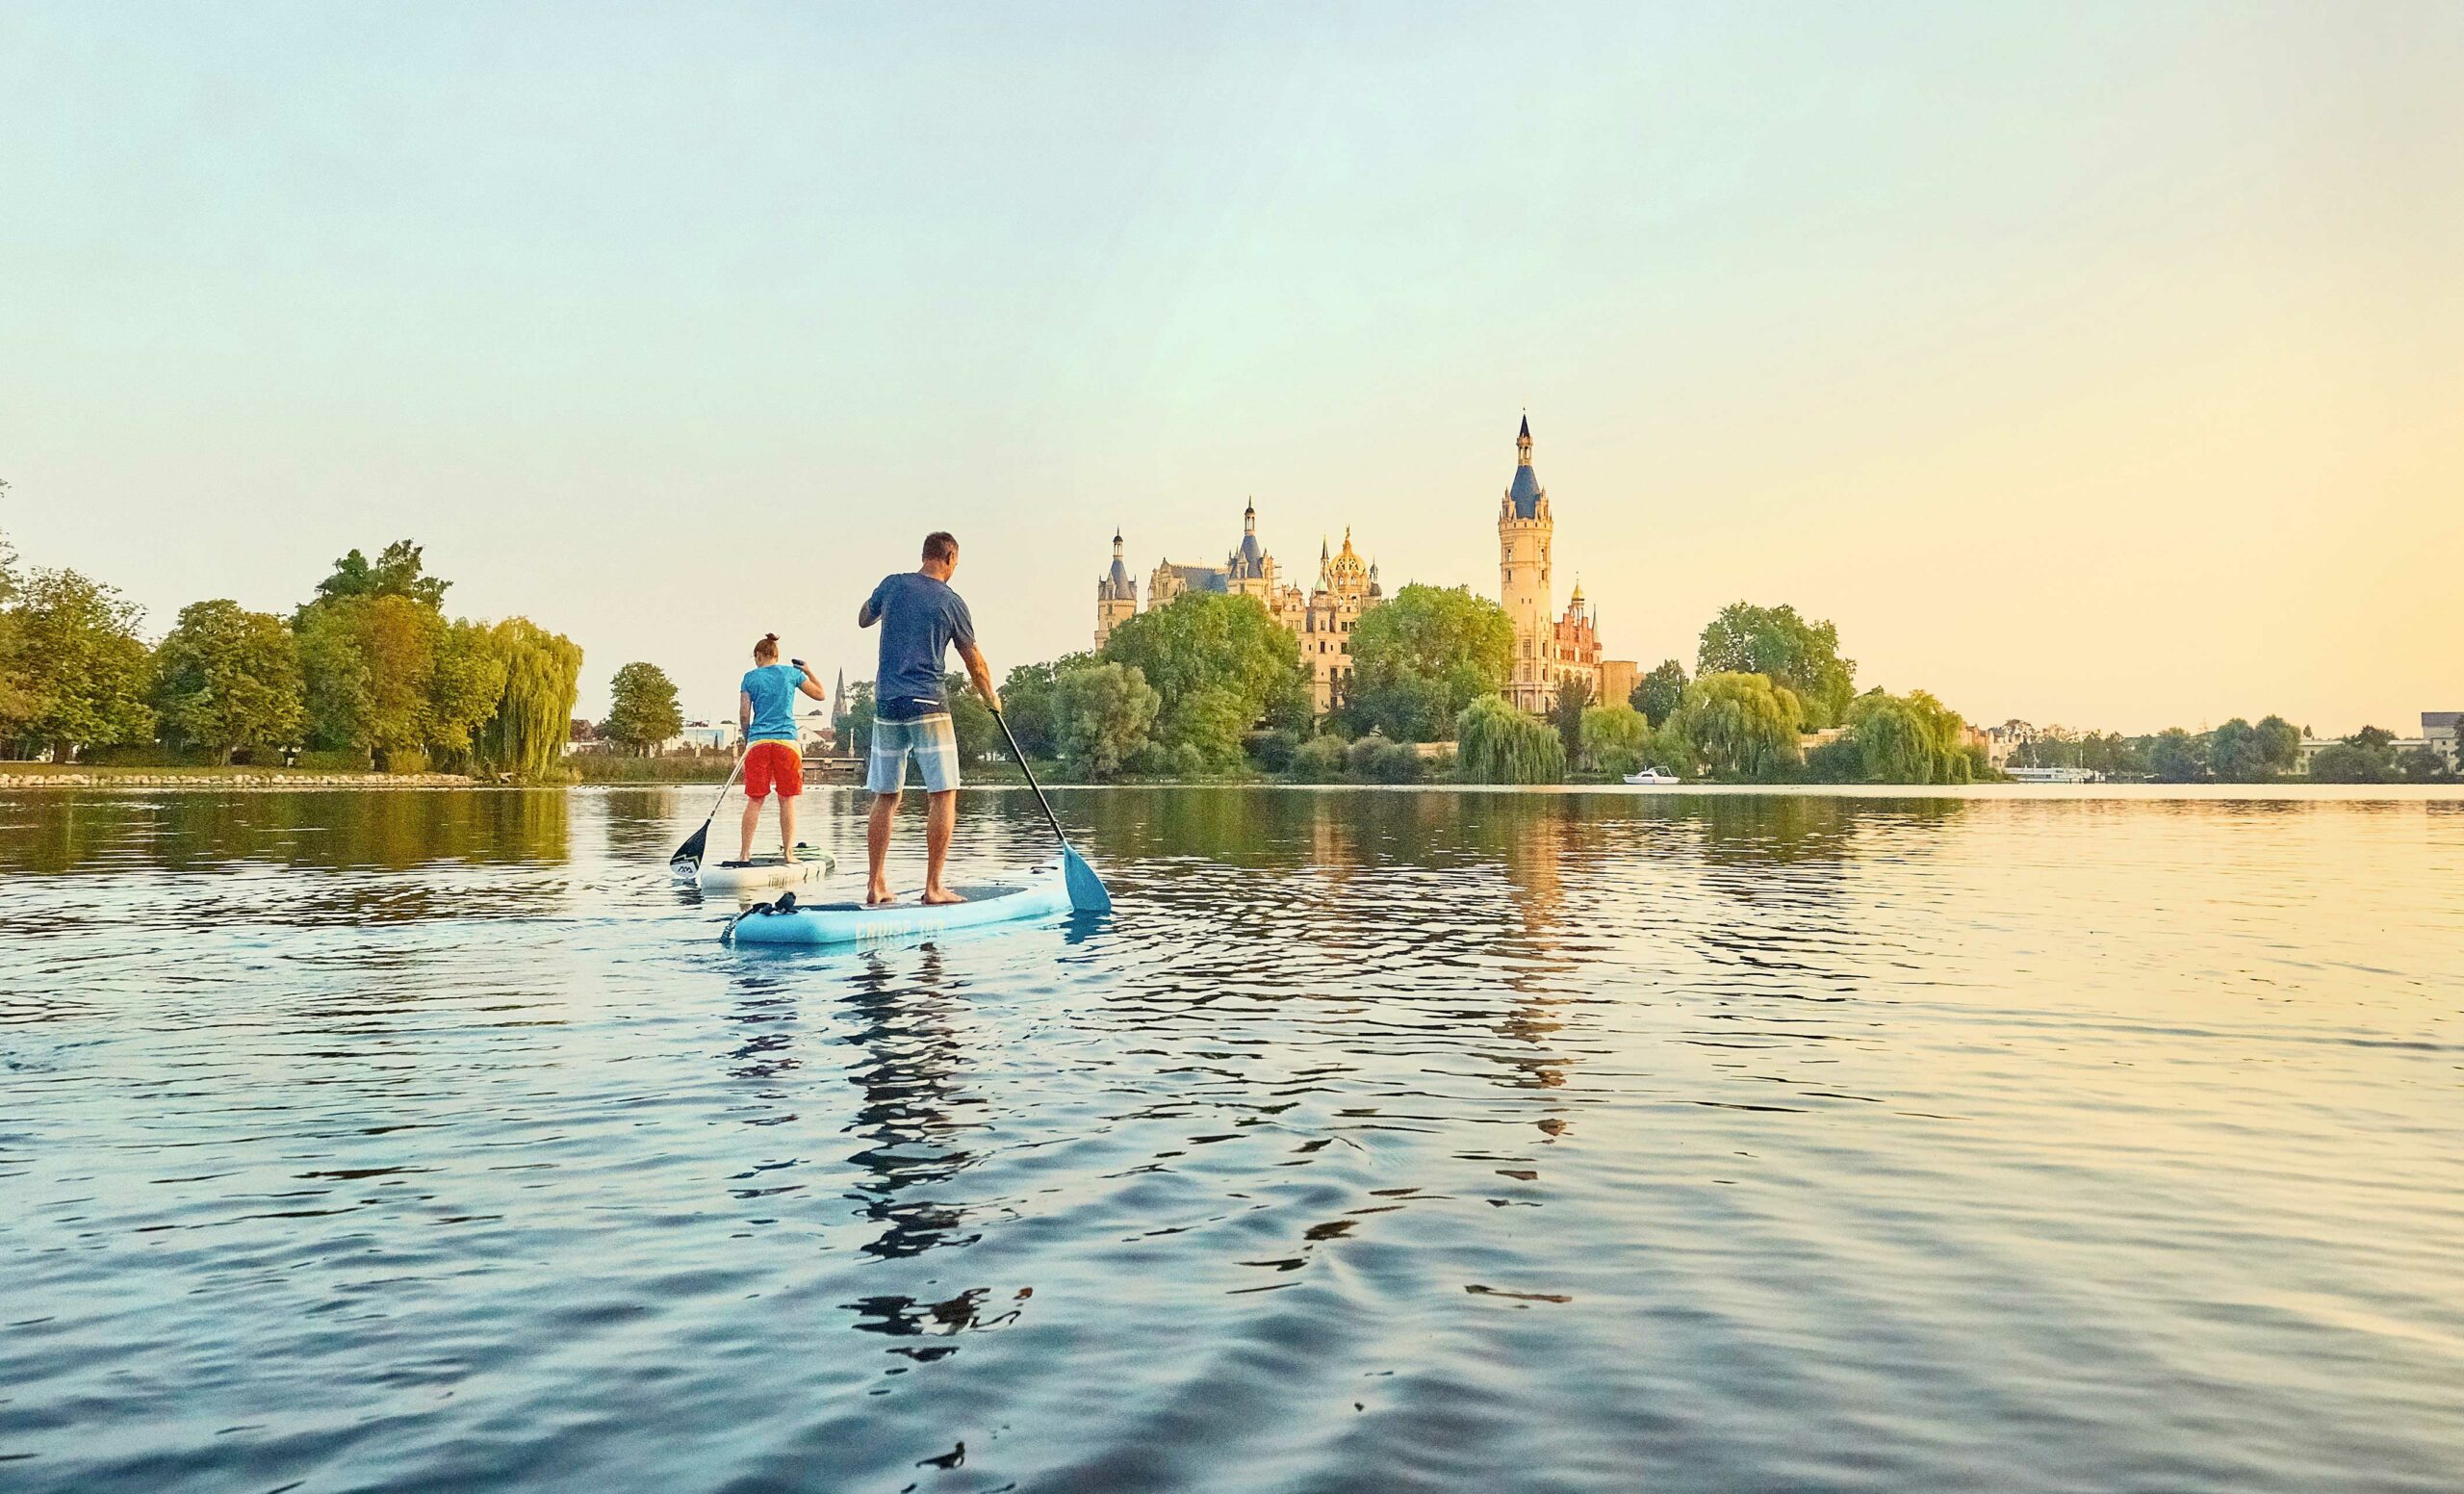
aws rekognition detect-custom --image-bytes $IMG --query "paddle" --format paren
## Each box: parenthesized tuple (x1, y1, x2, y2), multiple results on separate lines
(990, 708, 1112, 914)
(668, 752, 745, 873)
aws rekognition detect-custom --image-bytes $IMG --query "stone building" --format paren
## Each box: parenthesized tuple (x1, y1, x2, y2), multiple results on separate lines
(1096, 502, 1383, 712)
(1498, 415, 1636, 713)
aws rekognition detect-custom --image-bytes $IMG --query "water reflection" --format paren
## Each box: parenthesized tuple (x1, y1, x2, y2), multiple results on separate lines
(0, 788, 572, 875)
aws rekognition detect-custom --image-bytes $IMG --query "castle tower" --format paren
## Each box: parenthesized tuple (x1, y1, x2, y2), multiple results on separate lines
(1094, 528, 1138, 648)
(1499, 413, 1555, 712)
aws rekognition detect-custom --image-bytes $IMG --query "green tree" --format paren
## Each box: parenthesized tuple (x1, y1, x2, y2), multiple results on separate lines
(943, 671, 998, 763)
(1345, 583, 1515, 740)
(2207, 717, 2289, 783)
(1455, 693, 1565, 784)
(2253, 715, 2301, 775)
(1830, 688, 1975, 784)
(998, 653, 1093, 759)
(1550, 673, 1592, 759)
(149, 600, 303, 762)
(475, 618, 581, 781)
(427, 619, 511, 771)
(2309, 727, 2398, 784)
(7, 568, 154, 761)
(1670, 671, 1804, 780)
(1051, 660, 1160, 780)
(1696, 602, 1855, 728)
(1632, 658, 1687, 728)
(1578, 701, 1652, 775)
(2147, 727, 2209, 783)
(1160, 684, 1254, 768)
(1101, 591, 1307, 741)
(841, 682, 877, 759)
(296, 595, 443, 767)
(603, 661, 683, 756)
(312, 539, 449, 610)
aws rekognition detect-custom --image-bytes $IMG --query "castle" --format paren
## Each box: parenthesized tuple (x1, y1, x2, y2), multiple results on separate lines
(1497, 414, 1632, 712)
(1095, 415, 1631, 717)
(1095, 502, 1381, 712)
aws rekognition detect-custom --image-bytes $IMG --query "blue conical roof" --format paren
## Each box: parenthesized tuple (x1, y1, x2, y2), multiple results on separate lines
(1508, 461, 1543, 519)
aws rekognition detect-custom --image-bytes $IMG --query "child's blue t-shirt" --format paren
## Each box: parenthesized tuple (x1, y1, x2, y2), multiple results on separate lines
(740, 664, 803, 743)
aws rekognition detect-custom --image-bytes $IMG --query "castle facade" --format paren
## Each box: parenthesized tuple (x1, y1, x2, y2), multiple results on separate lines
(1498, 415, 1631, 713)
(1094, 414, 1633, 719)
(1095, 502, 1381, 712)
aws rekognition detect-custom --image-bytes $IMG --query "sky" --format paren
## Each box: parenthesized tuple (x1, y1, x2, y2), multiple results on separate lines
(1, 2, 2457, 732)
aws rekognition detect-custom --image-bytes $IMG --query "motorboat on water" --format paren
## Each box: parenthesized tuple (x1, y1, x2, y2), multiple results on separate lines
(1623, 767, 1681, 786)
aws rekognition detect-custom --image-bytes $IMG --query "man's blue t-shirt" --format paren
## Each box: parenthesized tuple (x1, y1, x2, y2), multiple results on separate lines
(865, 572, 976, 720)
(739, 664, 803, 743)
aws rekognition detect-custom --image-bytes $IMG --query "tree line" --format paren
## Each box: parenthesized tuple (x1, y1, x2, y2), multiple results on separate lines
(827, 582, 2000, 786)
(0, 527, 581, 779)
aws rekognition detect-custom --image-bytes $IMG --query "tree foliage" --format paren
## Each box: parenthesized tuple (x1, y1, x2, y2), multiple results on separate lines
(2209, 715, 2300, 782)
(1550, 673, 1592, 759)
(1670, 671, 1804, 780)
(6, 567, 154, 760)
(1455, 694, 1565, 784)
(477, 619, 581, 781)
(603, 662, 683, 755)
(296, 595, 443, 765)
(313, 539, 449, 611)
(1100, 591, 1308, 741)
(2147, 727, 2209, 784)
(1345, 584, 1514, 741)
(2308, 727, 2400, 784)
(1632, 658, 1687, 728)
(1051, 661, 1160, 780)
(1806, 688, 1977, 785)
(1696, 602, 1854, 728)
(1578, 702, 1653, 776)
(997, 653, 1093, 759)
(150, 600, 303, 762)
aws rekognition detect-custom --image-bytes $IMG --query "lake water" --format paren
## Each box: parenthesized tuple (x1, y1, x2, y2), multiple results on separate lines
(3, 785, 2460, 1493)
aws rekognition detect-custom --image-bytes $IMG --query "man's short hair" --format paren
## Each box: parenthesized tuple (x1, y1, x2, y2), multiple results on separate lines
(922, 531, 958, 563)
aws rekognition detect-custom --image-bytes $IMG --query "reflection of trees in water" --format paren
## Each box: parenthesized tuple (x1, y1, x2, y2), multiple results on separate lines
(0, 789, 572, 876)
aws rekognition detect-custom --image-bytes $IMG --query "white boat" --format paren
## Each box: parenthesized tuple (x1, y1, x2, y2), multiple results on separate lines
(680, 848, 837, 891)
(1623, 767, 1681, 786)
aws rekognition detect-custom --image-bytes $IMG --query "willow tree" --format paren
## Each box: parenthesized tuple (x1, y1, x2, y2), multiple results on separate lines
(1671, 672, 1804, 780)
(475, 619, 581, 781)
(1455, 694, 1564, 784)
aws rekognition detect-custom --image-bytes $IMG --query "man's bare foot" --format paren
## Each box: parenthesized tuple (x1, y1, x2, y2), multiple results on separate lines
(866, 884, 896, 906)
(921, 886, 967, 906)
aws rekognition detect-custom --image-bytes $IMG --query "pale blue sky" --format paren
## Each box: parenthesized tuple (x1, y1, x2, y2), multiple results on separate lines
(3, 3, 2456, 729)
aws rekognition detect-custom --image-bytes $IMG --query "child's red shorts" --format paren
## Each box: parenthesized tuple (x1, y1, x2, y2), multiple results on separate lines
(743, 740, 803, 799)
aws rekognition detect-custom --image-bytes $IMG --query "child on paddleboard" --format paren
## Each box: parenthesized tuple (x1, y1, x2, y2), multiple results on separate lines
(738, 634, 826, 864)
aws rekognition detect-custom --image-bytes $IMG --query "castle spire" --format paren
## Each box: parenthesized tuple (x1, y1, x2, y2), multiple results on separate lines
(1517, 412, 1533, 464)
(1245, 498, 1257, 534)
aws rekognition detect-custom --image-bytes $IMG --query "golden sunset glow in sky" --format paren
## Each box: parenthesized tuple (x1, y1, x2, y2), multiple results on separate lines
(2, 4, 2455, 730)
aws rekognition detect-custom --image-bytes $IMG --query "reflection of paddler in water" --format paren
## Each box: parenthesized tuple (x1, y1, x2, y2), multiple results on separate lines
(834, 946, 1030, 1359)
(735, 632, 826, 865)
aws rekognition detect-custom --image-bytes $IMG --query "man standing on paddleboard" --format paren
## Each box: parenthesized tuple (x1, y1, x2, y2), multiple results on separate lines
(859, 530, 999, 905)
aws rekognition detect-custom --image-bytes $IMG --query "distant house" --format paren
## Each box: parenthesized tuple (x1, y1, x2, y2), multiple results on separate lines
(564, 717, 611, 757)
(659, 721, 736, 755)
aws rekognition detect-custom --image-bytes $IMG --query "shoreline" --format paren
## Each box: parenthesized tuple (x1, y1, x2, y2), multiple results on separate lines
(3, 768, 2457, 800)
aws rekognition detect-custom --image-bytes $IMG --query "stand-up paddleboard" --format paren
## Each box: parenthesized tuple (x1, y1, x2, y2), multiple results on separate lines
(687, 847, 835, 892)
(728, 863, 1071, 946)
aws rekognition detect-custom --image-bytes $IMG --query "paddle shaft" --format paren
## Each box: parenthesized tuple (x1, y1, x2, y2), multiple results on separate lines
(989, 709, 1068, 848)
(673, 752, 746, 864)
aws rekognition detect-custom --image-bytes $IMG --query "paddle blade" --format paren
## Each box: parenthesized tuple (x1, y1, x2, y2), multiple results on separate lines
(671, 822, 709, 871)
(1061, 843, 1112, 914)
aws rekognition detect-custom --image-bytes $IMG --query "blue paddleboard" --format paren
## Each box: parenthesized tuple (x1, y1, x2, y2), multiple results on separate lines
(728, 863, 1072, 946)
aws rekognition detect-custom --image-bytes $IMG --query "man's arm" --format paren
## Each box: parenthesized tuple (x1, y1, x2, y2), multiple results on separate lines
(959, 641, 1000, 713)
